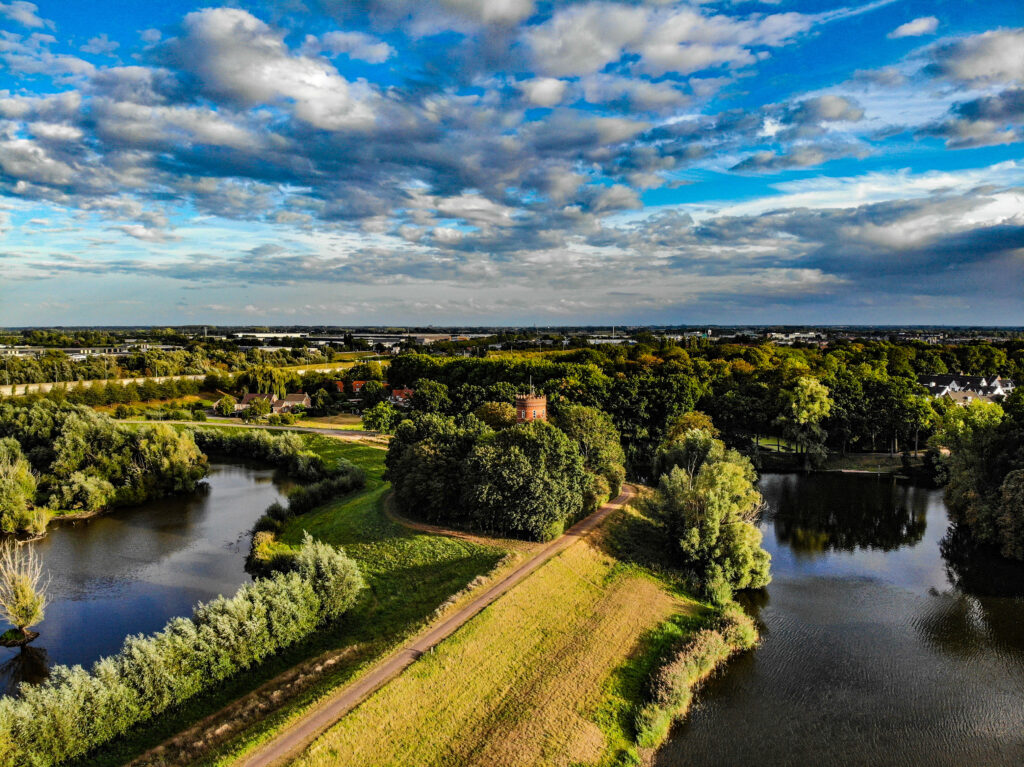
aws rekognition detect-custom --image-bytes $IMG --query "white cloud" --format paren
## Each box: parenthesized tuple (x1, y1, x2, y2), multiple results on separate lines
(523, 3, 648, 77)
(81, 34, 120, 56)
(0, 138, 75, 185)
(927, 28, 1024, 85)
(517, 77, 567, 107)
(888, 16, 938, 39)
(439, 0, 535, 25)
(172, 8, 378, 131)
(0, 1, 49, 29)
(307, 31, 394, 64)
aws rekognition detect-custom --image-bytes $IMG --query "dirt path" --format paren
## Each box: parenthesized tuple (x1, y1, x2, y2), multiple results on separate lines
(234, 485, 636, 767)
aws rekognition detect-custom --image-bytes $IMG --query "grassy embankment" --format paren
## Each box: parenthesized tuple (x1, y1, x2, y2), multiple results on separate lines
(77, 433, 505, 767)
(287, 502, 753, 767)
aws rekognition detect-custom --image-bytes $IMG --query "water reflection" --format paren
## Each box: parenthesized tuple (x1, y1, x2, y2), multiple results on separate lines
(0, 462, 288, 696)
(0, 646, 50, 694)
(766, 473, 927, 554)
(655, 472, 1024, 767)
(940, 523, 1024, 598)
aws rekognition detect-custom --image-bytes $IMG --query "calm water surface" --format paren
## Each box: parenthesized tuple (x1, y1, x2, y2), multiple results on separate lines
(656, 472, 1024, 767)
(0, 462, 288, 695)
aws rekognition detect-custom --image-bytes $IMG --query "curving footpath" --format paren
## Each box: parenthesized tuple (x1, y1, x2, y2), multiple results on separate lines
(235, 484, 636, 767)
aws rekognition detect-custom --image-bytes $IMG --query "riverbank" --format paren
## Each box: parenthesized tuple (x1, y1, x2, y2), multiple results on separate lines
(264, 498, 748, 767)
(757, 449, 924, 475)
(78, 438, 505, 767)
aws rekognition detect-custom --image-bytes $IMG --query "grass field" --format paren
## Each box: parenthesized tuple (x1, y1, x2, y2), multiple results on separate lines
(296, 414, 364, 430)
(289, 516, 704, 767)
(80, 435, 506, 767)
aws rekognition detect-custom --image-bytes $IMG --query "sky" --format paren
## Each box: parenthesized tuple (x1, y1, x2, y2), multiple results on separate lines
(0, 0, 1022, 327)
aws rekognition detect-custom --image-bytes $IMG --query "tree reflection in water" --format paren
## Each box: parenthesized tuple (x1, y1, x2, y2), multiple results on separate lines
(940, 523, 1024, 599)
(0, 646, 50, 696)
(766, 473, 928, 554)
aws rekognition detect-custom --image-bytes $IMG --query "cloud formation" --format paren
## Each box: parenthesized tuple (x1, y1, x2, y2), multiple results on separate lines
(0, 3, 1022, 324)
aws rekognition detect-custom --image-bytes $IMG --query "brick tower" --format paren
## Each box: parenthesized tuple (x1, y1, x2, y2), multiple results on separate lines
(515, 385, 547, 424)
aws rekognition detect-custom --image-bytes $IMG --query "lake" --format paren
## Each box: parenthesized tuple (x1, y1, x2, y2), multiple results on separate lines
(0, 462, 289, 696)
(656, 472, 1024, 767)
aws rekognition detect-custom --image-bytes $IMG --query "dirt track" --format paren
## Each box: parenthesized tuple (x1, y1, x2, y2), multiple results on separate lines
(234, 484, 636, 767)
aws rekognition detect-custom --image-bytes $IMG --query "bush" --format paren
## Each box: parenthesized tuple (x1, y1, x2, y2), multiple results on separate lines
(190, 428, 352, 483)
(294, 532, 364, 621)
(0, 403, 207, 534)
(0, 537, 361, 767)
(634, 608, 757, 748)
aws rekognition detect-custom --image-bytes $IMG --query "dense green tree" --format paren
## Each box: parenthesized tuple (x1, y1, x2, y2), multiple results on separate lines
(241, 398, 272, 422)
(358, 380, 389, 409)
(0, 439, 38, 534)
(362, 401, 401, 433)
(642, 436, 770, 603)
(215, 395, 237, 416)
(462, 422, 589, 540)
(553, 404, 626, 495)
(473, 401, 517, 430)
(777, 376, 832, 468)
(410, 379, 452, 413)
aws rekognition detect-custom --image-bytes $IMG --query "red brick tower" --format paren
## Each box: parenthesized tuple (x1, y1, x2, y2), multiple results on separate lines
(515, 389, 547, 423)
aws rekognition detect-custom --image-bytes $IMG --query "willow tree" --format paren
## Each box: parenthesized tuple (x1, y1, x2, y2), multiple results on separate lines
(645, 430, 771, 604)
(0, 541, 48, 643)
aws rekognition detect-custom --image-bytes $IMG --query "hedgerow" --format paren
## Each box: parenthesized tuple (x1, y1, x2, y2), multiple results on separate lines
(0, 535, 363, 767)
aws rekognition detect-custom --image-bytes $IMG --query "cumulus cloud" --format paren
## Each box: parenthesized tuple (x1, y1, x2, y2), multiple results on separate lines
(305, 31, 394, 63)
(438, 0, 535, 25)
(517, 77, 567, 107)
(0, 3, 1021, 323)
(925, 28, 1024, 85)
(161, 8, 378, 130)
(81, 34, 120, 56)
(888, 17, 938, 39)
(0, 1, 49, 29)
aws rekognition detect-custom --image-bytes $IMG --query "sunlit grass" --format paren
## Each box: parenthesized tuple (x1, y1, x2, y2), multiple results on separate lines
(79, 437, 504, 767)
(291, 531, 695, 767)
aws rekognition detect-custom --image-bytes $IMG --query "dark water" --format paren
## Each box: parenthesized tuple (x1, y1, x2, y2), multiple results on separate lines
(0, 463, 288, 695)
(656, 472, 1024, 767)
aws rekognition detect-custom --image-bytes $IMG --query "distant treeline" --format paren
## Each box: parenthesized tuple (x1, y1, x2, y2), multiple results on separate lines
(386, 337, 1023, 475)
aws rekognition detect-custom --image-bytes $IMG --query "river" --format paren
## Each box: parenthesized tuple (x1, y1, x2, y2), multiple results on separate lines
(0, 462, 289, 696)
(656, 472, 1024, 767)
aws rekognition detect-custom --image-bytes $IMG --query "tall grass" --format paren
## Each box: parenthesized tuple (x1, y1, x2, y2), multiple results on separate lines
(633, 605, 758, 749)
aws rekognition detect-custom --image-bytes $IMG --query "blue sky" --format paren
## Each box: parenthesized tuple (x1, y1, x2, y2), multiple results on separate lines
(0, 0, 1022, 326)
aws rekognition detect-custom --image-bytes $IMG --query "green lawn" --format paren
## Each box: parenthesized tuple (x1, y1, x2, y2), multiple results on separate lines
(77, 437, 505, 767)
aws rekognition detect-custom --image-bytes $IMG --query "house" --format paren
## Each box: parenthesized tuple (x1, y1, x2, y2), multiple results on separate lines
(272, 392, 311, 414)
(390, 387, 414, 406)
(944, 390, 996, 407)
(919, 374, 1015, 404)
(238, 392, 277, 411)
(351, 380, 367, 394)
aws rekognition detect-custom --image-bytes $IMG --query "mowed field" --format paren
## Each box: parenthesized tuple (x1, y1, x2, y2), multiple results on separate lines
(290, 532, 694, 767)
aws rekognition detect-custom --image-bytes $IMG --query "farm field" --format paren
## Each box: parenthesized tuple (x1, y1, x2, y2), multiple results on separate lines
(288, 519, 701, 767)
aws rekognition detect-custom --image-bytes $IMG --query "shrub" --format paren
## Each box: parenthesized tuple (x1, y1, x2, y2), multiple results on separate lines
(634, 608, 757, 749)
(294, 532, 364, 621)
(190, 428, 349, 483)
(0, 537, 361, 767)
